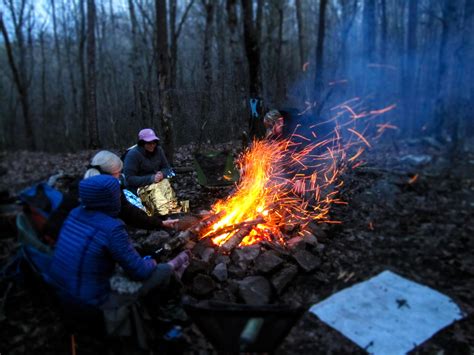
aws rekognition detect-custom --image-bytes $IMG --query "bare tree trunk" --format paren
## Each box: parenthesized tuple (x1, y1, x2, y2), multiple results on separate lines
(226, 0, 246, 133)
(362, 0, 376, 63)
(50, 0, 63, 86)
(0, 11, 36, 149)
(295, 0, 305, 69)
(200, 0, 215, 131)
(241, 0, 262, 97)
(62, 7, 79, 139)
(275, 1, 284, 102)
(76, 0, 88, 148)
(450, 0, 473, 154)
(128, 0, 145, 125)
(404, 0, 418, 136)
(39, 30, 47, 130)
(339, 0, 358, 78)
(86, 0, 100, 148)
(155, 0, 174, 161)
(314, 0, 328, 107)
(380, 0, 387, 63)
(170, 0, 195, 86)
(216, 1, 226, 133)
(434, 0, 457, 142)
(226, 0, 245, 84)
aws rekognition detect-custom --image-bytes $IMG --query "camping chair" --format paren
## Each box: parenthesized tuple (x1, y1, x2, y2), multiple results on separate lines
(17, 213, 107, 353)
(183, 300, 305, 353)
(193, 150, 240, 188)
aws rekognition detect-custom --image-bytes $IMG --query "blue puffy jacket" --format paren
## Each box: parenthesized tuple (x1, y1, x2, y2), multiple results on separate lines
(48, 175, 157, 306)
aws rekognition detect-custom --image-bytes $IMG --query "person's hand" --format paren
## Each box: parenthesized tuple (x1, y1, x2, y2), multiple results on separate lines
(162, 218, 179, 229)
(154, 171, 164, 183)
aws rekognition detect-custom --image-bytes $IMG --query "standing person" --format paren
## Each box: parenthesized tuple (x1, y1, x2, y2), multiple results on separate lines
(43, 150, 178, 243)
(123, 128, 172, 193)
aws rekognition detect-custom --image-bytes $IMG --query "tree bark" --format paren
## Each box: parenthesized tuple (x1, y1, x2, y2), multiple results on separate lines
(295, 0, 305, 69)
(404, 0, 418, 136)
(0, 11, 35, 149)
(241, 0, 262, 97)
(128, 0, 145, 125)
(380, 0, 387, 63)
(226, 0, 245, 93)
(314, 0, 328, 106)
(200, 0, 215, 134)
(76, 0, 88, 148)
(86, 0, 100, 148)
(362, 0, 376, 63)
(155, 0, 174, 161)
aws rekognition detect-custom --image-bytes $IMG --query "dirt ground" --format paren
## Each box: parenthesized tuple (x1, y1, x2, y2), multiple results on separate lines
(0, 139, 473, 354)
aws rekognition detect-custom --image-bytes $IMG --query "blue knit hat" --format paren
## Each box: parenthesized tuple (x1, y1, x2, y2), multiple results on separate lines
(79, 175, 121, 217)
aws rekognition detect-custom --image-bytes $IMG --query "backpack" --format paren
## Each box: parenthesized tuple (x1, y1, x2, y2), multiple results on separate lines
(19, 183, 63, 239)
(120, 144, 137, 162)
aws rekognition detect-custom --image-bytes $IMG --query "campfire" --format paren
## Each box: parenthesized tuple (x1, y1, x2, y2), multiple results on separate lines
(155, 103, 397, 302)
(197, 133, 347, 252)
(185, 102, 397, 255)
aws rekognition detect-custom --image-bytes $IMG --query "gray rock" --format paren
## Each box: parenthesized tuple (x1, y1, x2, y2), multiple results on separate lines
(301, 230, 318, 246)
(200, 247, 215, 262)
(192, 274, 216, 296)
(231, 245, 261, 264)
(228, 264, 247, 278)
(141, 230, 171, 249)
(212, 263, 228, 282)
(271, 264, 298, 294)
(293, 250, 321, 272)
(286, 236, 306, 250)
(186, 258, 211, 275)
(215, 254, 231, 265)
(238, 276, 271, 305)
(304, 222, 328, 241)
(255, 251, 284, 273)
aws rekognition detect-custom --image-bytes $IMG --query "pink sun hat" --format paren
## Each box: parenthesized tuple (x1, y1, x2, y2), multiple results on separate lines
(138, 128, 160, 142)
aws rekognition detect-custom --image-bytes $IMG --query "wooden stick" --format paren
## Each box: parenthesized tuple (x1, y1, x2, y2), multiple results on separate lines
(220, 225, 254, 253)
(203, 217, 265, 240)
(192, 211, 225, 234)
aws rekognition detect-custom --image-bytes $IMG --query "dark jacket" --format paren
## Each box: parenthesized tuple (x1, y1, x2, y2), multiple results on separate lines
(43, 180, 165, 242)
(123, 145, 170, 191)
(48, 175, 158, 306)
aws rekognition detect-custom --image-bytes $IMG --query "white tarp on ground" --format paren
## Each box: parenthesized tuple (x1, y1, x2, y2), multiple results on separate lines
(309, 270, 464, 355)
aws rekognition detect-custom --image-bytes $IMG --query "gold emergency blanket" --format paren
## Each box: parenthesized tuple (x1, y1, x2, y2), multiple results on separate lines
(137, 179, 189, 216)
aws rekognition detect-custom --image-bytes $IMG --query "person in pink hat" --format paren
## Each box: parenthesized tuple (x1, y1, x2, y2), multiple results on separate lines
(123, 128, 172, 194)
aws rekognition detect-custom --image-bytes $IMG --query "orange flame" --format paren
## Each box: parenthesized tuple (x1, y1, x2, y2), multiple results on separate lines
(200, 136, 345, 247)
(200, 100, 396, 248)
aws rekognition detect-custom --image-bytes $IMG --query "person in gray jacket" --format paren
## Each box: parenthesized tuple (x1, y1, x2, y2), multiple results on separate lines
(123, 128, 171, 194)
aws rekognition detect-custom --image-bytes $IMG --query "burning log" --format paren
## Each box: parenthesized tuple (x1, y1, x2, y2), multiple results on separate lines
(220, 225, 254, 253)
(193, 211, 225, 234)
(203, 217, 265, 240)
(161, 229, 196, 254)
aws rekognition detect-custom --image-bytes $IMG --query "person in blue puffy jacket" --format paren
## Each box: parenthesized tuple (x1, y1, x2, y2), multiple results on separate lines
(48, 174, 189, 307)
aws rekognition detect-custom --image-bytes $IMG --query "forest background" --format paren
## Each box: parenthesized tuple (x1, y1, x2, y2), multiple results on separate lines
(1, 0, 473, 161)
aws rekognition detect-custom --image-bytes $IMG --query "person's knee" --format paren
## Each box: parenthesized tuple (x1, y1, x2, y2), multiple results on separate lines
(140, 264, 173, 295)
